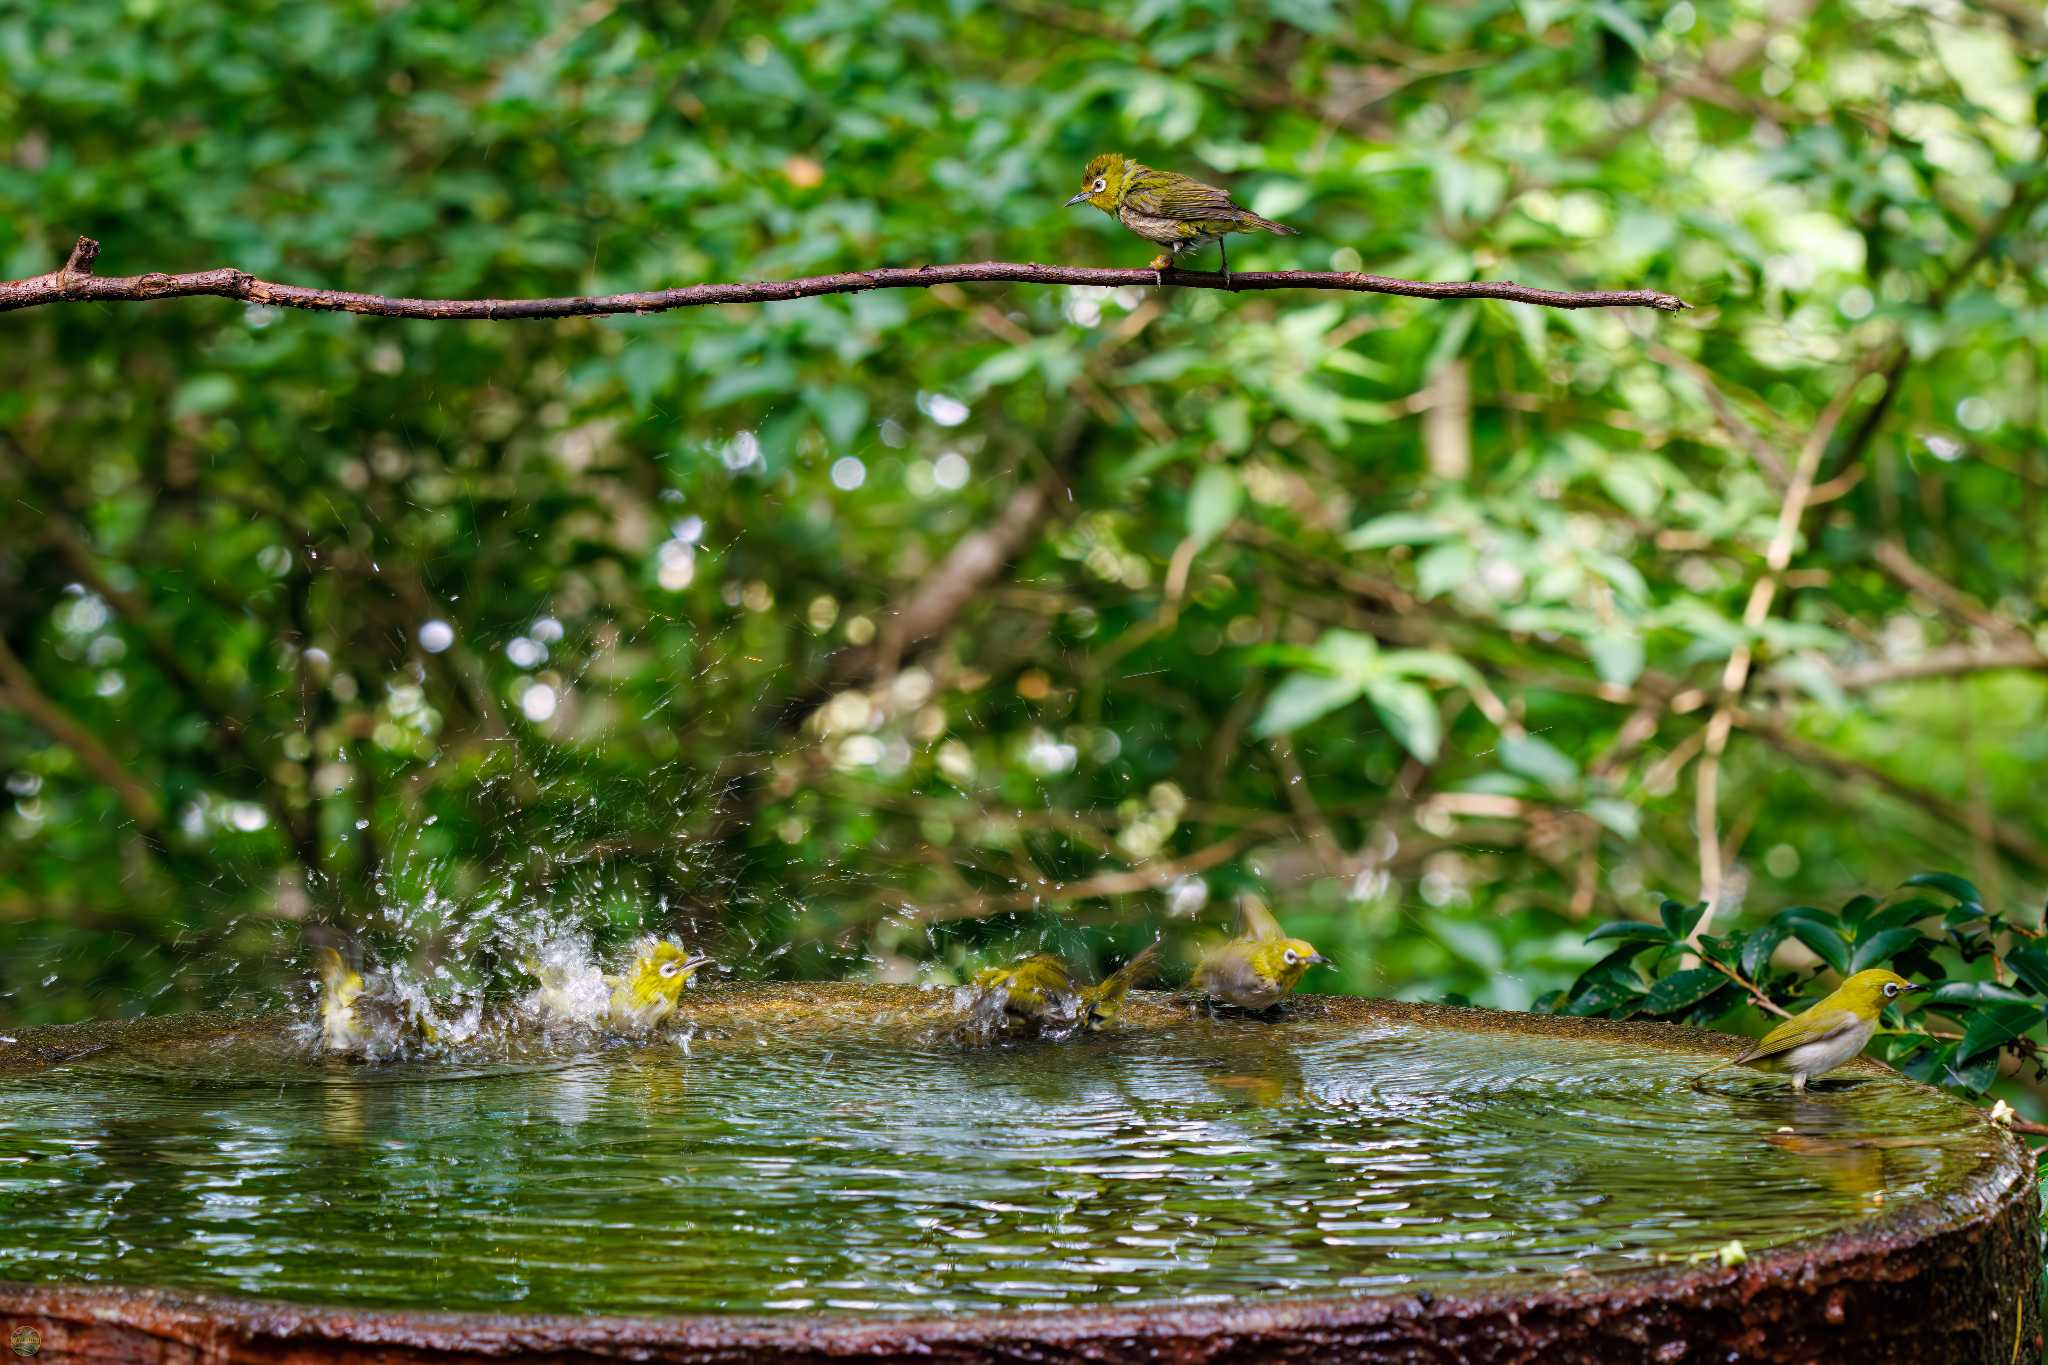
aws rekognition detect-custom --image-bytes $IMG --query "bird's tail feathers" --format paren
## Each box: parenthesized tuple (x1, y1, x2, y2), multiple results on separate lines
(1688, 1057, 1737, 1090)
(1086, 939, 1162, 1010)
(1244, 214, 1297, 236)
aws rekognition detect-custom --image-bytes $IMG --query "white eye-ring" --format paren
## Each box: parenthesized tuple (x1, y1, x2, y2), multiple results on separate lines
(1283, 948, 1300, 966)
(1882, 981, 1899, 998)
(1093, 177, 1107, 192)
(660, 961, 681, 978)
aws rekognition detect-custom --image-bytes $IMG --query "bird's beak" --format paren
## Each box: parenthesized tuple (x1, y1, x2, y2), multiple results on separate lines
(1904, 982, 1922, 992)
(1308, 953, 1331, 967)
(682, 954, 715, 977)
(1063, 190, 1091, 207)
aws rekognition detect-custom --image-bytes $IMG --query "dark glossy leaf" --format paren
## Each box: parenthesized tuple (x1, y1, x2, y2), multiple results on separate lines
(1857, 898, 1944, 938)
(1774, 905, 1839, 931)
(1740, 922, 1790, 980)
(1641, 967, 1729, 1017)
(1944, 1046, 2001, 1095)
(1562, 975, 1645, 1018)
(1895, 1041, 1947, 1085)
(1902, 872, 1984, 909)
(1787, 921, 1851, 976)
(1696, 932, 1743, 968)
(1849, 926, 1924, 972)
(1927, 980, 2037, 1008)
(2007, 945, 2048, 998)
(1659, 899, 1706, 941)
(1586, 921, 1671, 945)
(1956, 1002, 2042, 1063)
(1837, 893, 1880, 931)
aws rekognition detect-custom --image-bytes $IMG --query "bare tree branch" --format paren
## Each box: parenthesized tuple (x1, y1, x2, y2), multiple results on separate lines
(914, 826, 1271, 922)
(0, 634, 162, 830)
(1738, 714, 2048, 873)
(0, 237, 1691, 319)
(1760, 642, 2048, 693)
(1870, 540, 2028, 642)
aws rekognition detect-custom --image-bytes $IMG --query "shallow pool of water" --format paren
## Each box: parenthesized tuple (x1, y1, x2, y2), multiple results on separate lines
(0, 1000, 1998, 1316)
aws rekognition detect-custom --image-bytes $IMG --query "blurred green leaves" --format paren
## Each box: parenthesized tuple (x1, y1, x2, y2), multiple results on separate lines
(0, 0, 2042, 1037)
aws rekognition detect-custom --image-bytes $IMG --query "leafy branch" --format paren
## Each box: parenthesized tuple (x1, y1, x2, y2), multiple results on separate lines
(1550, 872, 2048, 1100)
(0, 237, 1692, 320)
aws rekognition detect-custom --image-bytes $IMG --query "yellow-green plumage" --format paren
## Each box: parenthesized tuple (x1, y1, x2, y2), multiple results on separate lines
(601, 937, 713, 1034)
(972, 940, 1161, 1036)
(1193, 897, 1327, 1010)
(315, 945, 446, 1059)
(1697, 968, 1919, 1092)
(1064, 152, 1297, 286)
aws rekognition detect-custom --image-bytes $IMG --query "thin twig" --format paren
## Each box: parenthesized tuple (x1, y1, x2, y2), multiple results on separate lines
(0, 635, 162, 830)
(1693, 363, 1874, 936)
(915, 826, 1275, 922)
(1700, 953, 1794, 1019)
(0, 237, 1692, 319)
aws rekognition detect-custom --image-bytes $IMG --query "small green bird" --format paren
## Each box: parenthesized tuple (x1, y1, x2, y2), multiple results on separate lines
(1696, 968, 1920, 1092)
(526, 936, 715, 1035)
(1193, 897, 1328, 1010)
(314, 945, 448, 1059)
(1064, 152, 1297, 288)
(601, 937, 714, 1035)
(972, 940, 1162, 1036)
(317, 945, 367, 1053)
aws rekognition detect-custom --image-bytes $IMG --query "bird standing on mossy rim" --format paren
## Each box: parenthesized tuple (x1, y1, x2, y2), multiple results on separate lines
(1064, 152, 1297, 288)
(1194, 896, 1328, 1010)
(1694, 968, 1920, 1092)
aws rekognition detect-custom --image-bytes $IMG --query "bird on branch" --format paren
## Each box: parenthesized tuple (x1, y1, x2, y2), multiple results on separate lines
(1064, 152, 1297, 288)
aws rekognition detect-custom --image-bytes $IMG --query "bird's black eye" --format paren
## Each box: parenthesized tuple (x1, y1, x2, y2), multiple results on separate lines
(1883, 982, 1899, 998)
(1284, 949, 1299, 965)
(1093, 177, 1106, 192)
(660, 961, 680, 978)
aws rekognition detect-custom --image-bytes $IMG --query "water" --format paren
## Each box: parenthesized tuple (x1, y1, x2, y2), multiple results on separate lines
(0, 1000, 2005, 1316)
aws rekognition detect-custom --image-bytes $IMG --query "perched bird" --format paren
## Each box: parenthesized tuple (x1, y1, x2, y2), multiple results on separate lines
(1064, 152, 1297, 287)
(601, 937, 714, 1035)
(971, 940, 1162, 1036)
(1695, 968, 1920, 1092)
(1193, 897, 1328, 1010)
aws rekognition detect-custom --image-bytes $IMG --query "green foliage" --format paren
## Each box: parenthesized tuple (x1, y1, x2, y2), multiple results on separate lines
(0, 0, 2044, 1048)
(1550, 872, 2048, 1100)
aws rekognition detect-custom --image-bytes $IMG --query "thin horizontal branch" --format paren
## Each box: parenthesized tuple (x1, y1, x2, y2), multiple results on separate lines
(1779, 642, 2048, 692)
(1738, 714, 2048, 872)
(1, 237, 1691, 319)
(915, 826, 1270, 923)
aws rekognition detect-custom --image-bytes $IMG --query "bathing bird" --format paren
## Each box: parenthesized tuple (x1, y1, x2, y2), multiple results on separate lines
(1063, 152, 1297, 288)
(1694, 968, 1920, 1092)
(972, 939, 1161, 1036)
(524, 936, 712, 1035)
(601, 937, 714, 1035)
(1193, 896, 1328, 1010)
(314, 945, 448, 1058)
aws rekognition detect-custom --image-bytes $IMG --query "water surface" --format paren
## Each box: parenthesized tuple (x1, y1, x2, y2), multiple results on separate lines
(0, 1005, 2000, 1315)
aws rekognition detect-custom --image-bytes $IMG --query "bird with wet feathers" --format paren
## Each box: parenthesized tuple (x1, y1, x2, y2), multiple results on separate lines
(1193, 897, 1329, 1010)
(525, 936, 714, 1036)
(1064, 152, 1297, 287)
(971, 939, 1161, 1037)
(314, 945, 452, 1059)
(1694, 968, 1920, 1092)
